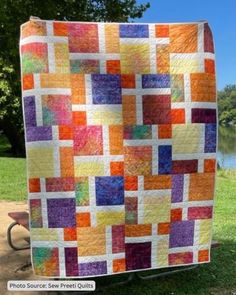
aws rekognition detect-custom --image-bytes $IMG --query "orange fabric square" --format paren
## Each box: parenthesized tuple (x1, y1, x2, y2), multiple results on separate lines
(170, 24, 198, 53)
(76, 212, 91, 227)
(158, 124, 172, 139)
(204, 159, 216, 173)
(171, 208, 182, 221)
(23, 74, 34, 90)
(71, 74, 86, 104)
(122, 95, 136, 125)
(53, 22, 68, 36)
(198, 249, 209, 262)
(72, 111, 87, 125)
(110, 161, 124, 176)
(64, 228, 77, 241)
(205, 59, 215, 74)
(171, 109, 185, 124)
(121, 74, 136, 88)
(144, 175, 172, 189)
(156, 44, 170, 74)
(158, 222, 170, 235)
(155, 25, 169, 38)
(59, 125, 73, 140)
(60, 147, 74, 177)
(105, 24, 120, 53)
(106, 60, 121, 74)
(124, 176, 138, 191)
(125, 224, 152, 237)
(109, 125, 123, 155)
(29, 178, 40, 193)
(190, 73, 216, 102)
(189, 173, 215, 201)
(113, 258, 126, 273)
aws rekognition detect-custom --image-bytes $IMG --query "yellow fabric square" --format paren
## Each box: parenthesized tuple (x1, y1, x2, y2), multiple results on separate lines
(77, 226, 106, 256)
(27, 147, 54, 178)
(199, 219, 212, 245)
(54, 43, 70, 73)
(170, 59, 200, 74)
(74, 159, 104, 177)
(105, 24, 120, 53)
(120, 44, 150, 74)
(157, 238, 169, 267)
(97, 211, 125, 226)
(31, 228, 58, 241)
(91, 110, 122, 125)
(143, 196, 170, 224)
(173, 124, 204, 154)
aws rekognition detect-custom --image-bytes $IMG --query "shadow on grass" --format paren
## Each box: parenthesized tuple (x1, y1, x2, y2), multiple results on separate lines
(0, 133, 25, 158)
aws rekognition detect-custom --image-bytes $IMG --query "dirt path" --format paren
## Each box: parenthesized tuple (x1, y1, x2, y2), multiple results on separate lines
(0, 201, 56, 295)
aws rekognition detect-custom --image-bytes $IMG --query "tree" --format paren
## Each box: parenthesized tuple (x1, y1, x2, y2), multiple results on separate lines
(0, 0, 150, 155)
(218, 85, 236, 126)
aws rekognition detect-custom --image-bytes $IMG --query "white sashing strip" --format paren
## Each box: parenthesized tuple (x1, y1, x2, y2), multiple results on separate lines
(120, 38, 169, 44)
(149, 24, 157, 74)
(122, 88, 171, 95)
(29, 191, 76, 200)
(198, 23, 204, 53)
(193, 220, 201, 263)
(23, 88, 71, 96)
(98, 23, 106, 73)
(57, 228, 66, 277)
(184, 73, 192, 123)
(170, 52, 214, 60)
(69, 53, 120, 60)
(47, 43, 56, 73)
(85, 75, 92, 105)
(171, 102, 217, 109)
(152, 125, 159, 175)
(151, 224, 158, 268)
(105, 226, 113, 274)
(46, 22, 54, 36)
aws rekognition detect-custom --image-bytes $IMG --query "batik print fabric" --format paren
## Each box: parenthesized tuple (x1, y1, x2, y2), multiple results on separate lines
(20, 19, 217, 277)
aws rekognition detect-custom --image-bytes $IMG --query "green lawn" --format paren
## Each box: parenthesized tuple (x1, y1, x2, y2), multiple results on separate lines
(0, 154, 235, 294)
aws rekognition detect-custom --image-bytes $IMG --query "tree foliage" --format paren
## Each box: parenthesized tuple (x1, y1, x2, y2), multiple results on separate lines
(0, 0, 150, 155)
(218, 85, 236, 126)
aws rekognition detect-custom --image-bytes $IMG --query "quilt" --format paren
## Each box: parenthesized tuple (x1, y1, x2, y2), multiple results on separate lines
(19, 19, 217, 277)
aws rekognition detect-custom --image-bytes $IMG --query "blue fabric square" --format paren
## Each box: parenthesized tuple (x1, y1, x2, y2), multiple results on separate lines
(120, 24, 149, 38)
(142, 74, 170, 88)
(158, 145, 172, 174)
(205, 123, 217, 152)
(92, 74, 121, 104)
(95, 176, 124, 206)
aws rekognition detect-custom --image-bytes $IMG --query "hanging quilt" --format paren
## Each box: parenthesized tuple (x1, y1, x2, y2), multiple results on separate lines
(19, 19, 217, 277)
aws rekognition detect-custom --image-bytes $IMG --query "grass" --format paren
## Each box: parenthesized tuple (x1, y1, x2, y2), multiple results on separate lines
(0, 135, 236, 294)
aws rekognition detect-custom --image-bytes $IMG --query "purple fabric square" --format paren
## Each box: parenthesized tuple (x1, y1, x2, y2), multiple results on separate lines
(170, 221, 195, 248)
(24, 96, 36, 127)
(65, 247, 79, 276)
(205, 123, 217, 153)
(26, 126, 52, 142)
(92, 74, 121, 104)
(47, 198, 76, 228)
(78, 261, 107, 276)
(171, 174, 184, 203)
(120, 24, 149, 38)
(95, 176, 124, 206)
(125, 242, 151, 270)
(142, 74, 170, 88)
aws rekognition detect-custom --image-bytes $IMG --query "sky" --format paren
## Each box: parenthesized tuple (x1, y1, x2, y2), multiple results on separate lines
(137, 0, 236, 90)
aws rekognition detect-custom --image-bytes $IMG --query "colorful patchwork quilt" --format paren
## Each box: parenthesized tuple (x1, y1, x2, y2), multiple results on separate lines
(20, 19, 217, 277)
